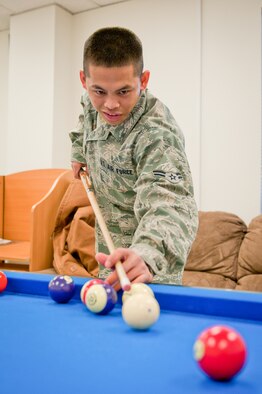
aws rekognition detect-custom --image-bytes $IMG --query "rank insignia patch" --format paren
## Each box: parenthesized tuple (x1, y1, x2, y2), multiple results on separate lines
(153, 170, 183, 184)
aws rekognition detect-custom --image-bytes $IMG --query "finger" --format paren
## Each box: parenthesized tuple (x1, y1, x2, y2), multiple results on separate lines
(132, 271, 154, 284)
(105, 273, 121, 292)
(105, 261, 153, 288)
(125, 267, 145, 283)
(95, 252, 108, 266)
(104, 248, 131, 268)
(73, 168, 80, 179)
(105, 270, 119, 286)
(106, 279, 121, 292)
(125, 264, 154, 283)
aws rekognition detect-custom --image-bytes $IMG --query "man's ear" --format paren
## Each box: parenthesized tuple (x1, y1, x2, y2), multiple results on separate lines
(140, 70, 150, 91)
(80, 70, 87, 89)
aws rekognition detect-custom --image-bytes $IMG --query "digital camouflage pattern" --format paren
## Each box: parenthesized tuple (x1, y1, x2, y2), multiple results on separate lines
(70, 89, 198, 284)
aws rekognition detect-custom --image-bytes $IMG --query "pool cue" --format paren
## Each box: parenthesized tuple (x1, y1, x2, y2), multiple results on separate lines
(80, 170, 131, 291)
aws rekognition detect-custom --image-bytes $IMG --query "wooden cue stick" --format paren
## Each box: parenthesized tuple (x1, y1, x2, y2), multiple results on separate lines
(80, 170, 131, 291)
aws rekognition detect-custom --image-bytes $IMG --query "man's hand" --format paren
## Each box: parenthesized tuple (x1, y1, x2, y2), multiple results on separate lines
(96, 248, 154, 291)
(71, 161, 87, 179)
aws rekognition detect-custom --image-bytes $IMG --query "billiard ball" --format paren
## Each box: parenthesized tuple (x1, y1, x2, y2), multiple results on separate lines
(122, 293, 160, 330)
(122, 283, 155, 304)
(80, 279, 104, 304)
(193, 325, 247, 381)
(0, 271, 7, 292)
(48, 275, 75, 303)
(85, 283, 117, 315)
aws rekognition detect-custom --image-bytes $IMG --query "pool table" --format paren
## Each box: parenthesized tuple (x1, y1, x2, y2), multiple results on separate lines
(1, 271, 262, 394)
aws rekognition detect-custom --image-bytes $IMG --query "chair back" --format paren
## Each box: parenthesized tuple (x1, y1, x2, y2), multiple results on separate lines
(0, 176, 3, 237)
(3, 169, 69, 241)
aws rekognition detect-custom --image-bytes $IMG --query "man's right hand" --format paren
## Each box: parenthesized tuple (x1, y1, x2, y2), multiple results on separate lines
(71, 161, 87, 179)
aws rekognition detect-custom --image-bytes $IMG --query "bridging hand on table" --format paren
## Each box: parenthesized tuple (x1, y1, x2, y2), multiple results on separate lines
(96, 248, 154, 292)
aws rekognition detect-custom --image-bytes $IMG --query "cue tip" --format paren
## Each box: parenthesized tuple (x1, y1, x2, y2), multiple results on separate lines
(123, 283, 131, 292)
(121, 278, 131, 292)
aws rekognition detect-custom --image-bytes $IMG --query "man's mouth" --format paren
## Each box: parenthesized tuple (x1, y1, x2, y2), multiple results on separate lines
(103, 112, 122, 123)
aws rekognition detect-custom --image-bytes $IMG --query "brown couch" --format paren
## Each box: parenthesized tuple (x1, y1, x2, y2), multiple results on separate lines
(183, 211, 262, 292)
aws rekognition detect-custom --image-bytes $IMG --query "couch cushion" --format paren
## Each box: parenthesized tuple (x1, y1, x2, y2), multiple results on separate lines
(236, 274, 262, 292)
(183, 270, 236, 289)
(237, 214, 262, 279)
(185, 211, 247, 281)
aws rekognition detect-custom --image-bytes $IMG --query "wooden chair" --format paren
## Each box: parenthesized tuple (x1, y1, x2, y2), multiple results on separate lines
(0, 169, 74, 272)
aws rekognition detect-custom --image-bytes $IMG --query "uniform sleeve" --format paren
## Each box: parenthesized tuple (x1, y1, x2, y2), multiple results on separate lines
(129, 127, 199, 285)
(69, 93, 94, 164)
(69, 114, 87, 164)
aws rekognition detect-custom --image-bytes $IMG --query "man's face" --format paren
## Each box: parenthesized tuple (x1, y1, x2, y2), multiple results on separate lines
(80, 64, 149, 126)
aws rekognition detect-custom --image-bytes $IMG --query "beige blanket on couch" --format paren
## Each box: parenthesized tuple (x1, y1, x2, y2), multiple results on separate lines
(52, 179, 98, 278)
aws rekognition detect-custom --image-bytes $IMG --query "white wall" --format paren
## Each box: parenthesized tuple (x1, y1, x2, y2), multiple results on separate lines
(6, 5, 72, 173)
(7, 7, 55, 172)
(52, 6, 73, 167)
(0, 30, 9, 173)
(201, 0, 262, 223)
(0, 0, 261, 224)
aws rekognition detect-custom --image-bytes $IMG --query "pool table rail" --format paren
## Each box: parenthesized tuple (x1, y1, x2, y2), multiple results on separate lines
(4, 271, 262, 323)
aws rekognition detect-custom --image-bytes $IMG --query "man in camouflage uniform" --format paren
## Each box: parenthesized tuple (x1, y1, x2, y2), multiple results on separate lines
(71, 27, 198, 290)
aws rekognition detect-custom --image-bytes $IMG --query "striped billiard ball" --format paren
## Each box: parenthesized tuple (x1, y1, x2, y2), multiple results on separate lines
(85, 283, 117, 315)
(80, 279, 104, 304)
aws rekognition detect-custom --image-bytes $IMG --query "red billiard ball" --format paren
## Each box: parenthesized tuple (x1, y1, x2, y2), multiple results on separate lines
(193, 325, 247, 381)
(0, 271, 7, 292)
(80, 279, 104, 304)
(48, 275, 75, 303)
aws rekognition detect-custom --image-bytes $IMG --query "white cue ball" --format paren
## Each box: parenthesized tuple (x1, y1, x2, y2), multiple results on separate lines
(122, 293, 160, 330)
(122, 283, 155, 304)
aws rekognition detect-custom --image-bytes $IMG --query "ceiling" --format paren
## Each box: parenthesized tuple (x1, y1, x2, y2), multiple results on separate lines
(0, 0, 131, 31)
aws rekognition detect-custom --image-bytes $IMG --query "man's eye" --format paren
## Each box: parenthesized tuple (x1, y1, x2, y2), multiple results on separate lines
(118, 90, 129, 96)
(95, 89, 105, 95)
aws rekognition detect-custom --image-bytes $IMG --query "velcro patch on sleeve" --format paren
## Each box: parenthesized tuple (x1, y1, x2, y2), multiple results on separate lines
(153, 170, 183, 184)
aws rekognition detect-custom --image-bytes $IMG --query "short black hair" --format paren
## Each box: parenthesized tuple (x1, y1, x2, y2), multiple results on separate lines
(83, 27, 143, 76)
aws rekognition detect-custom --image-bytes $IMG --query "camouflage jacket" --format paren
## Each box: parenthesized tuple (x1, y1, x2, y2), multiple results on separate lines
(70, 89, 198, 284)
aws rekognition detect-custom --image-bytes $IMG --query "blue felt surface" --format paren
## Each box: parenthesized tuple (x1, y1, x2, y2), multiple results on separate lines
(1, 271, 262, 394)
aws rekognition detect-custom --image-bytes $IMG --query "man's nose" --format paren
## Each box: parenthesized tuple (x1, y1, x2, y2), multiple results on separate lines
(104, 96, 120, 110)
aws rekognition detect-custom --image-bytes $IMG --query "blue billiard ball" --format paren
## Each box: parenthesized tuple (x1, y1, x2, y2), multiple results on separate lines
(85, 283, 118, 315)
(48, 275, 75, 303)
